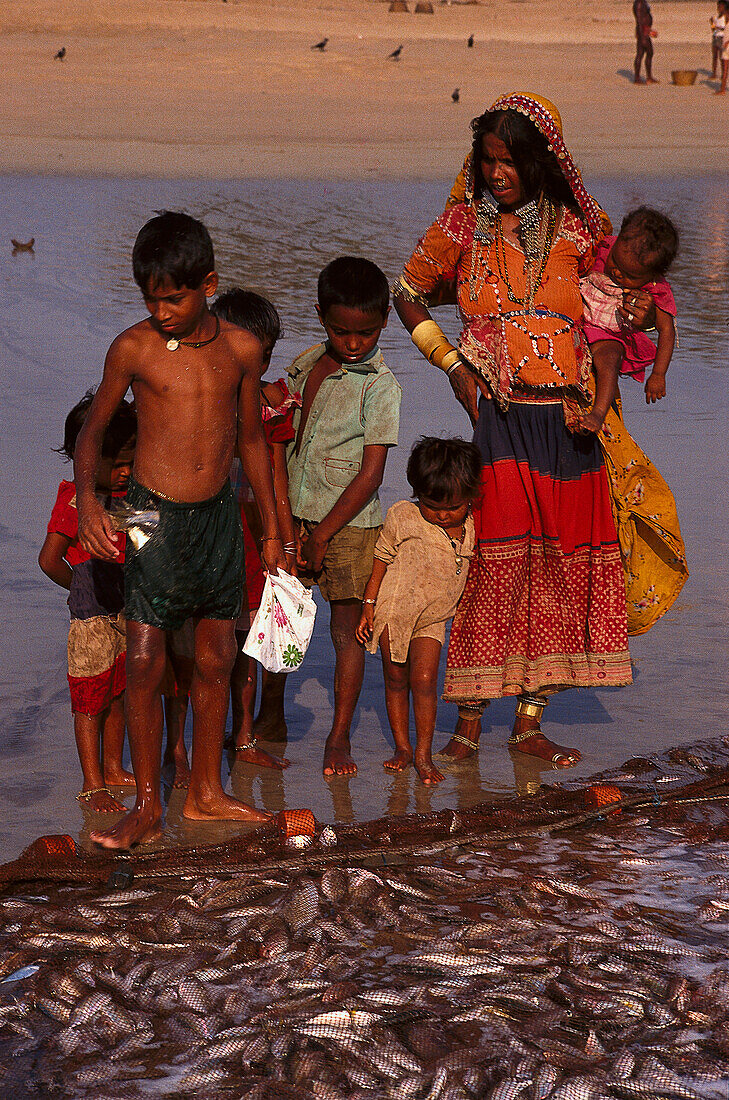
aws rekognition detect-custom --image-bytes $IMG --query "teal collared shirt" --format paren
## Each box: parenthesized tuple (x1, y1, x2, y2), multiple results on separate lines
(286, 343, 402, 528)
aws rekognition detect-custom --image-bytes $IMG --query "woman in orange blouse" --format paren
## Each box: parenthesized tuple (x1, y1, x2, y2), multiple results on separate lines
(393, 93, 633, 769)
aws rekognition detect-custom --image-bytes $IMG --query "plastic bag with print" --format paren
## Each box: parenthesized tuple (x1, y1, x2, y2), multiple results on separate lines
(243, 571, 317, 673)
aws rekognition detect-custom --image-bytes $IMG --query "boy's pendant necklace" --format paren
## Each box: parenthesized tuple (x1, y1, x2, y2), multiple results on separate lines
(165, 316, 220, 352)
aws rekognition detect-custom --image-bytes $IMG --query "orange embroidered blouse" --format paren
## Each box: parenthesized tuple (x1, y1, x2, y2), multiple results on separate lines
(400, 202, 599, 409)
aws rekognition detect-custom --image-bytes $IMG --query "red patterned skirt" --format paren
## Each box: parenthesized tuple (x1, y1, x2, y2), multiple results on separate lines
(444, 397, 632, 703)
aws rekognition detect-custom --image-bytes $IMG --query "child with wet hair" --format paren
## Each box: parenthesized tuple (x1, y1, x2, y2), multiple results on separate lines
(211, 288, 298, 767)
(580, 207, 678, 421)
(356, 437, 480, 784)
(39, 391, 137, 813)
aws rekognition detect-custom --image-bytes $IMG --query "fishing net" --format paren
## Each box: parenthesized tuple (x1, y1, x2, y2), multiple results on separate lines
(2, 737, 729, 1098)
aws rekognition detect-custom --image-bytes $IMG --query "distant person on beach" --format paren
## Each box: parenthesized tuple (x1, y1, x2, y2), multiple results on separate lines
(74, 211, 285, 849)
(211, 288, 298, 767)
(716, 0, 729, 92)
(711, 0, 727, 78)
(39, 392, 137, 813)
(580, 207, 678, 407)
(287, 256, 402, 777)
(356, 437, 480, 785)
(633, 0, 658, 84)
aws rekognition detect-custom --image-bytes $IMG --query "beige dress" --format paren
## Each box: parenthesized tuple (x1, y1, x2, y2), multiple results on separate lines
(366, 500, 476, 664)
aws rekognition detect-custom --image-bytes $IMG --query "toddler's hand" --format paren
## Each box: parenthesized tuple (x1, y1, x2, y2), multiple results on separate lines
(644, 373, 666, 403)
(576, 411, 605, 435)
(355, 605, 374, 644)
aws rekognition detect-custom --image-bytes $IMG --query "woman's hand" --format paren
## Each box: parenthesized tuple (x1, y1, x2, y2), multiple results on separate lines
(355, 604, 374, 644)
(448, 362, 491, 427)
(576, 410, 605, 435)
(617, 288, 656, 330)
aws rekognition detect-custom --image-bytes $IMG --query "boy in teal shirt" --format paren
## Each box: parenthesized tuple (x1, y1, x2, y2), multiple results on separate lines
(288, 257, 401, 776)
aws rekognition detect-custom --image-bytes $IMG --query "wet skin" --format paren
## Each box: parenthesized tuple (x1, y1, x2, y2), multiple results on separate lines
(75, 271, 284, 848)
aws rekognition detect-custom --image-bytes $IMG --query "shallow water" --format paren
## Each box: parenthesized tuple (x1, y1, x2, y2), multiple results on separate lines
(0, 173, 727, 862)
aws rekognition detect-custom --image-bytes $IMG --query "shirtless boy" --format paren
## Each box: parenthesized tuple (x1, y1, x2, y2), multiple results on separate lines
(75, 211, 286, 849)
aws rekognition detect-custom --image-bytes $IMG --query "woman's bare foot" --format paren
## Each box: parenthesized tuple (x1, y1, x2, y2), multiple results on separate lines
(415, 756, 445, 785)
(439, 716, 481, 760)
(509, 726, 581, 768)
(182, 789, 272, 823)
(323, 735, 357, 777)
(103, 767, 136, 789)
(77, 787, 127, 813)
(235, 742, 290, 770)
(90, 805, 162, 848)
(383, 747, 413, 772)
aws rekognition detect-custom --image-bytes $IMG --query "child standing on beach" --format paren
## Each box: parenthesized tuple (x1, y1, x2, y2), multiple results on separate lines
(579, 207, 678, 423)
(356, 438, 479, 785)
(39, 392, 137, 813)
(211, 288, 299, 767)
(74, 211, 286, 849)
(711, 0, 727, 78)
(287, 256, 402, 777)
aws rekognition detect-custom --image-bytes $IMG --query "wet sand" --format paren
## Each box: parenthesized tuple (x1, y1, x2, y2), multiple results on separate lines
(0, 172, 726, 863)
(0, 0, 726, 179)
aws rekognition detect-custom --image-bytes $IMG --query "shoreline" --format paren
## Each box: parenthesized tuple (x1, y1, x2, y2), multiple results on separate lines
(1, 0, 727, 180)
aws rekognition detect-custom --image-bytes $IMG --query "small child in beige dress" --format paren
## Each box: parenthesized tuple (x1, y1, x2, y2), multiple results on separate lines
(356, 437, 481, 784)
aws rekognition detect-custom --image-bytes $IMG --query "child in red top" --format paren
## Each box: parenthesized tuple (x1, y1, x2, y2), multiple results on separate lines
(39, 392, 137, 813)
(580, 207, 678, 411)
(211, 290, 299, 766)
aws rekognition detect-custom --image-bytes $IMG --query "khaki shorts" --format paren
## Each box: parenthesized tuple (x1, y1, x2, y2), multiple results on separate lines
(298, 521, 380, 603)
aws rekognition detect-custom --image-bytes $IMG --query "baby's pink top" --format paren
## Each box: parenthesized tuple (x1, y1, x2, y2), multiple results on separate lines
(580, 235, 676, 382)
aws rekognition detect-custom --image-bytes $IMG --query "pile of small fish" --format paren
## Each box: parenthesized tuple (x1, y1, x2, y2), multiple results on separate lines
(2, 803, 729, 1099)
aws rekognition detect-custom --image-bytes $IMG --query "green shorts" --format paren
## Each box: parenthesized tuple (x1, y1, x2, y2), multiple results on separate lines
(125, 477, 244, 631)
(297, 520, 380, 603)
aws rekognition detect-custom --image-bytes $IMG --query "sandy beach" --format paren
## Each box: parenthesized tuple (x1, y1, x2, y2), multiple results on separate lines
(0, 0, 725, 179)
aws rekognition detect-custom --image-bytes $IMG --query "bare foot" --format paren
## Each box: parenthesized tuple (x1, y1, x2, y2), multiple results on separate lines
(646, 76, 659, 83)
(77, 787, 127, 813)
(252, 710, 288, 742)
(172, 759, 191, 788)
(104, 767, 136, 789)
(509, 730, 581, 769)
(182, 789, 271, 823)
(323, 737, 357, 777)
(90, 806, 162, 849)
(235, 743, 290, 770)
(383, 747, 413, 772)
(439, 716, 481, 760)
(716, 89, 726, 95)
(415, 757, 445, 785)
(633, 76, 645, 84)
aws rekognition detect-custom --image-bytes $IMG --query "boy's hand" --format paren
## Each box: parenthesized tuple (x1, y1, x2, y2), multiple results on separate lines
(298, 528, 329, 573)
(644, 373, 666, 403)
(355, 605, 374, 644)
(261, 537, 287, 576)
(576, 410, 605, 435)
(77, 494, 122, 561)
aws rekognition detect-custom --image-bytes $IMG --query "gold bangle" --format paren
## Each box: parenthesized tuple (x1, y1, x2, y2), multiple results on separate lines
(411, 320, 460, 373)
(514, 696, 547, 721)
